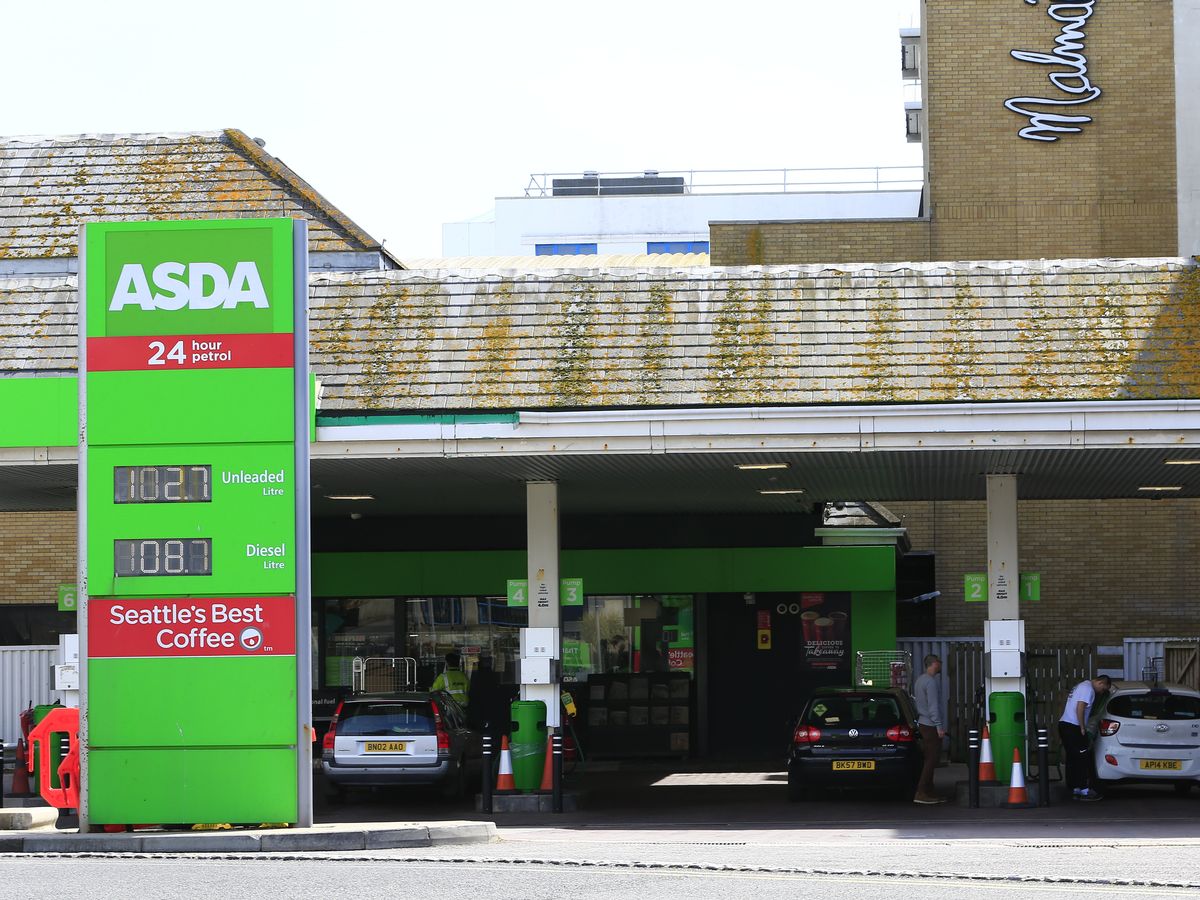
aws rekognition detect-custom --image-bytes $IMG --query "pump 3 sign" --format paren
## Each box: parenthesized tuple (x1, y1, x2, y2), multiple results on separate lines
(79, 218, 311, 829)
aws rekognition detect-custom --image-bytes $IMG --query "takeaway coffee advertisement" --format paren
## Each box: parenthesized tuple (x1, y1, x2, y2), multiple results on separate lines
(798, 591, 851, 672)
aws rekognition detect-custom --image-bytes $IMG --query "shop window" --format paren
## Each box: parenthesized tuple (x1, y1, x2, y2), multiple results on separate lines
(646, 241, 709, 254)
(404, 596, 526, 687)
(570, 594, 696, 758)
(0, 605, 79, 646)
(534, 242, 598, 256)
(321, 597, 399, 689)
(411, 598, 464, 626)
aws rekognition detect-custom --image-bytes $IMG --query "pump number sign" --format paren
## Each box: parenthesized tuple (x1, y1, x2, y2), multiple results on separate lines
(80, 218, 311, 829)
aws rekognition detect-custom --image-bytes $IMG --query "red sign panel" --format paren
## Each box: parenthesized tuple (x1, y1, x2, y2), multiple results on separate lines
(667, 647, 695, 670)
(89, 596, 295, 657)
(86, 333, 293, 372)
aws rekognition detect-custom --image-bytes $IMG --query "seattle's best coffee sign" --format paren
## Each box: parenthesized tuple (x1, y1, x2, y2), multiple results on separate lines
(1005, 1, 1100, 142)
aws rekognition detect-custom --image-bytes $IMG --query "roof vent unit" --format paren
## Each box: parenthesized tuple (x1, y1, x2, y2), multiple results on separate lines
(905, 102, 923, 143)
(900, 28, 921, 80)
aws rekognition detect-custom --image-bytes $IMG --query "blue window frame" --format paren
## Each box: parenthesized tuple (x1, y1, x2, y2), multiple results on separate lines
(647, 241, 709, 254)
(535, 243, 598, 256)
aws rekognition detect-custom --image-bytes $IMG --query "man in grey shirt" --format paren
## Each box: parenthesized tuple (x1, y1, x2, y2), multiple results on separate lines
(913, 654, 946, 804)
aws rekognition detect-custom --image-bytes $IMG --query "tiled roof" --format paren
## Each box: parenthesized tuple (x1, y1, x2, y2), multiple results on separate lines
(307, 259, 1200, 410)
(0, 276, 74, 375)
(0, 129, 384, 259)
(4, 259, 1197, 409)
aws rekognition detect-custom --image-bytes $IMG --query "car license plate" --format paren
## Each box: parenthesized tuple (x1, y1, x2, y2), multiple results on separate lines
(1139, 759, 1183, 771)
(832, 760, 875, 771)
(364, 741, 407, 753)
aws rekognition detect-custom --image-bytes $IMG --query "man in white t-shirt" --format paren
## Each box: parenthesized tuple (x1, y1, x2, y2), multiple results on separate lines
(1058, 674, 1112, 801)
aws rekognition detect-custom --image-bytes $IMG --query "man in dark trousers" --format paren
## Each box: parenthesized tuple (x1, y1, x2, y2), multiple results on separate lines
(467, 655, 503, 736)
(1058, 674, 1111, 801)
(913, 654, 947, 804)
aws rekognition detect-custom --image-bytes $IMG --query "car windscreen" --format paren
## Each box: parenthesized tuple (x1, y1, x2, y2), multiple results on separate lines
(338, 701, 435, 736)
(1106, 692, 1200, 721)
(804, 695, 902, 727)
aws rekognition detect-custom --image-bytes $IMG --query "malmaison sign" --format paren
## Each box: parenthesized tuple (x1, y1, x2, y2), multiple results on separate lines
(1004, 1, 1100, 143)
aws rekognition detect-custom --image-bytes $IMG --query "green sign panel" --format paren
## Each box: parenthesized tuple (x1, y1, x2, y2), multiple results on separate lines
(965, 572, 1041, 603)
(507, 578, 584, 607)
(1020, 572, 1041, 603)
(964, 573, 987, 603)
(80, 219, 309, 828)
(58, 584, 78, 612)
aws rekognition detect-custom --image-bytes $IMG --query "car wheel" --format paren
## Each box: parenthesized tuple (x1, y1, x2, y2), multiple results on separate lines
(1174, 782, 1193, 796)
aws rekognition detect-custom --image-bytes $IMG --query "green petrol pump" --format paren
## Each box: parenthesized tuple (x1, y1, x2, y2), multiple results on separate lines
(78, 218, 311, 829)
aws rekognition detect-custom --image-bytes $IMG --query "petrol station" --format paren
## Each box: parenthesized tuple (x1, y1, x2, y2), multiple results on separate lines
(1, 0, 1200, 828)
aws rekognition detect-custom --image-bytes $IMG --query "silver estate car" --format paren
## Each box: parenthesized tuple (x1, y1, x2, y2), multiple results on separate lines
(321, 691, 481, 801)
(1093, 681, 1200, 794)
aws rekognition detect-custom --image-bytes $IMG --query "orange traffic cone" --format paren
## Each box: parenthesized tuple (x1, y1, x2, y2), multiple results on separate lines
(1003, 746, 1034, 808)
(978, 724, 997, 783)
(11, 738, 32, 795)
(539, 732, 554, 792)
(495, 736, 516, 793)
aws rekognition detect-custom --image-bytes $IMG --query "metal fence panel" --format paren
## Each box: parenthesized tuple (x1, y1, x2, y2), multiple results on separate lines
(943, 641, 1093, 766)
(899, 637, 974, 742)
(351, 657, 417, 694)
(0, 646, 56, 746)
(1124, 638, 1198, 682)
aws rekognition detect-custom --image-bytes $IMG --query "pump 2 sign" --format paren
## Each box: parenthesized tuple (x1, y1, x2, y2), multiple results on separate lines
(80, 218, 310, 828)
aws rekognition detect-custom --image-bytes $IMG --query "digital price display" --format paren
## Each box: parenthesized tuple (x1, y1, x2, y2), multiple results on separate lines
(114, 538, 212, 577)
(115, 465, 211, 503)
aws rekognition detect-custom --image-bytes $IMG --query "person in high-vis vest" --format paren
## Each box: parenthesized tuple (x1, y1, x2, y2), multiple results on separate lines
(431, 651, 470, 708)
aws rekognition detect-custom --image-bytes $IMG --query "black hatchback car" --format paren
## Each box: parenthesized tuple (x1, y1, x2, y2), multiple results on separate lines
(787, 687, 924, 800)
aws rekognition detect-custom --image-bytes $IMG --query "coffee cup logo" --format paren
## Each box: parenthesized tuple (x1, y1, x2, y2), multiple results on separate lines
(239, 626, 264, 652)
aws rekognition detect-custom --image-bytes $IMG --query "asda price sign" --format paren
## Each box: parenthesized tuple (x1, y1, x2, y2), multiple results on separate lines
(80, 218, 310, 830)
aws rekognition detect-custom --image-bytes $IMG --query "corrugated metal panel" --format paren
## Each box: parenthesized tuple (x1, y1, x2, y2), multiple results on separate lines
(1123, 637, 1199, 681)
(0, 646, 56, 745)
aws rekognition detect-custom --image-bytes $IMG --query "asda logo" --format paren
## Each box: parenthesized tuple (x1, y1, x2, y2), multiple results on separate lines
(109, 261, 270, 311)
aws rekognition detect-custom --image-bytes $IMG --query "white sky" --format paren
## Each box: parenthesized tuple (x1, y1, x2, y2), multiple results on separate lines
(5, 1, 922, 258)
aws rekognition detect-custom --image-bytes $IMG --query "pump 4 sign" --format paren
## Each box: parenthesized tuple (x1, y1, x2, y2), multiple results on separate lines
(79, 218, 311, 829)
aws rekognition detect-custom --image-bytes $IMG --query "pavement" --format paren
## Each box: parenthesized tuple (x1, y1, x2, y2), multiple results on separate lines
(0, 819, 496, 853)
(3, 760, 1197, 855)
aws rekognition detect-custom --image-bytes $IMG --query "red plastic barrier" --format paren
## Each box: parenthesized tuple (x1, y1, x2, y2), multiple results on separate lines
(25, 706, 80, 811)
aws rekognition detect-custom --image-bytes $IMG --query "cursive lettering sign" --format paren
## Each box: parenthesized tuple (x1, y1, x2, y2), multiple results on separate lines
(1004, 0, 1101, 142)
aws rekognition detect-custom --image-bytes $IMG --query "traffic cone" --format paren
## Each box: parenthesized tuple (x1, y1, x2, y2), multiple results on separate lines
(11, 738, 31, 795)
(1002, 746, 1034, 808)
(495, 735, 516, 793)
(978, 724, 997, 783)
(539, 733, 554, 792)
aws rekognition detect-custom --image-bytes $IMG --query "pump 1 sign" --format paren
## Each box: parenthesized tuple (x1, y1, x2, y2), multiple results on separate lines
(79, 218, 311, 829)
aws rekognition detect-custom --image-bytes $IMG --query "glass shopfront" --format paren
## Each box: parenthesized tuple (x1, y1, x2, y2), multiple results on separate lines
(318, 593, 697, 756)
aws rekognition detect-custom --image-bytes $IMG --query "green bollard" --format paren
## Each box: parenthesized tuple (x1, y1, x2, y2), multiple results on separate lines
(509, 700, 547, 793)
(988, 691, 1026, 785)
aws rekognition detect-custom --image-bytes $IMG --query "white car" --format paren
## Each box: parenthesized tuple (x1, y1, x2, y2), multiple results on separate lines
(1093, 681, 1200, 794)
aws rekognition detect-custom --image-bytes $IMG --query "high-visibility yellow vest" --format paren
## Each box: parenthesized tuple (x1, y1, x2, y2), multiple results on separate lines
(432, 668, 470, 706)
